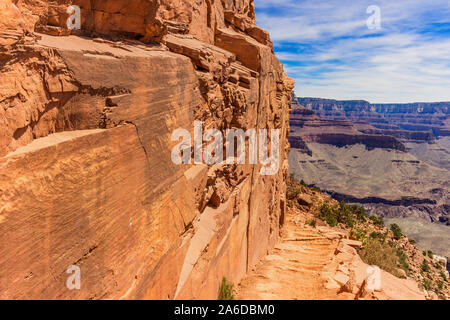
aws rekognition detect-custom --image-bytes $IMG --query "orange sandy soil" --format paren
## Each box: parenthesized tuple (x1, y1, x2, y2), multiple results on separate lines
(236, 211, 354, 300)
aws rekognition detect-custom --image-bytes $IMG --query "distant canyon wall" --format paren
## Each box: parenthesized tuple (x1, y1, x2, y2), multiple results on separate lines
(295, 97, 450, 138)
(289, 101, 406, 151)
(289, 97, 449, 227)
(0, 0, 293, 299)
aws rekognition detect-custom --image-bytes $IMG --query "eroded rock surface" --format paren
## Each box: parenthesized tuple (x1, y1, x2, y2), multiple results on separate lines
(0, 0, 293, 299)
(237, 208, 425, 300)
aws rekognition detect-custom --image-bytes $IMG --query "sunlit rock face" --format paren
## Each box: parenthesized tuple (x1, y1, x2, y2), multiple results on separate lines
(0, 0, 293, 299)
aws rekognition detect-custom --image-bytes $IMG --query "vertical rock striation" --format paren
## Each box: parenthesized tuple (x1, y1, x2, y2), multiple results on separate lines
(0, 0, 293, 299)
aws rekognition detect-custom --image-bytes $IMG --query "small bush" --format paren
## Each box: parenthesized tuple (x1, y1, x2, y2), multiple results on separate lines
(369, 215, 384, 227)
(306, 218, 317, 228)
(390, 224, 402, 240)
(427, 250, 434, 259)
(438, 280, 444, 291)
(350, 204, 367, 222)
(421, 260, 430, 273)
(318, 202, 363, 228)
(287, 174, 302, 201)
(440, 271, 447, 280)
(409, 239, 416, 245)
(218, 277, 234, 300)
(337, 202, 355, 227)
(423, 251, 427, 256)
(370, 231, 380, 239)
(350, 228, 368, 245)
(396, 249, 409, 276)
(423, 278, 433, 291)
(318, 204, 338, 227)
(382, 231, 389, 244)
(343, 214, 354, 228)
(358, 239, 403, 278)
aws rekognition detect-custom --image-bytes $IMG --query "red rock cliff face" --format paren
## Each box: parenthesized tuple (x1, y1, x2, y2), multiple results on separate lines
(0, 0, 294, 299)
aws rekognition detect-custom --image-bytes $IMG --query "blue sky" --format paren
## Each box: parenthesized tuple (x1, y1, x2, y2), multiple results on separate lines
(254, 0, 450, 103)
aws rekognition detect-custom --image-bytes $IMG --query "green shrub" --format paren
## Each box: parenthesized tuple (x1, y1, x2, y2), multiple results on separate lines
(349, 204, 367, 222)
(318, 202, 362, 228)
(369, 231, 387, 242)
(370, 231, 380, 239)
(351, 229, 368, 246)
(438, 280, 444, 291)
(423, 278, 433, 291)
(409, 239, 416, 245)
(423, 251, 427, 256)
(287, 174, 302, 201)
(358, 239, 403, 278)
(421, 260, 430, 273)
(218, 277, 234, 300)
(369, 215, 384, 227)
(318, 204, 338, 227)
(390, 224, 402, 240)
(382, 231, 389, 244)
(337, 202, 356, 227)
(396, 249, 409, 276)
(343, 214, 354, 228)
(306, 218, 317, 228)
(440, 271, 447, 280)
(427, 250, 434, 259)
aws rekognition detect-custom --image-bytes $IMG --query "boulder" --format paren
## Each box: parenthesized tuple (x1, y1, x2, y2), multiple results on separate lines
(342, 239, 363, 249)
(297, 194, 313, 207)
(0, 0, 25, 45)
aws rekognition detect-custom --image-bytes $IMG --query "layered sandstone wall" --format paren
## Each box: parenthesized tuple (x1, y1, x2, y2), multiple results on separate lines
(0, 0, 293, 299)
(289, 104, 406, 152)
(296, 97, 450, 138)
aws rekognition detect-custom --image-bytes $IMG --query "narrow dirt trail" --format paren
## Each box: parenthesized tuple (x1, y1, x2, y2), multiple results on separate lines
(236, 213, 352, 300)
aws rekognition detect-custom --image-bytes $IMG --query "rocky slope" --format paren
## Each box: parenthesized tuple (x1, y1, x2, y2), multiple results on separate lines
(289, 98, 449, 265)
(385, 217, 450, 260)
(237, 179, 450, 300)
(237, 212, 427, 300)
(0, 0, 293, 299)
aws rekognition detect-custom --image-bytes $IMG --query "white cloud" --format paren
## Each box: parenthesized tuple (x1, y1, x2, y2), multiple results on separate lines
(255, 0, 450, 102)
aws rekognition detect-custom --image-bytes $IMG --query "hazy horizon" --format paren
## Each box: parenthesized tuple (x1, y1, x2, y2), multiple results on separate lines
(296, 96, 450, 104)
